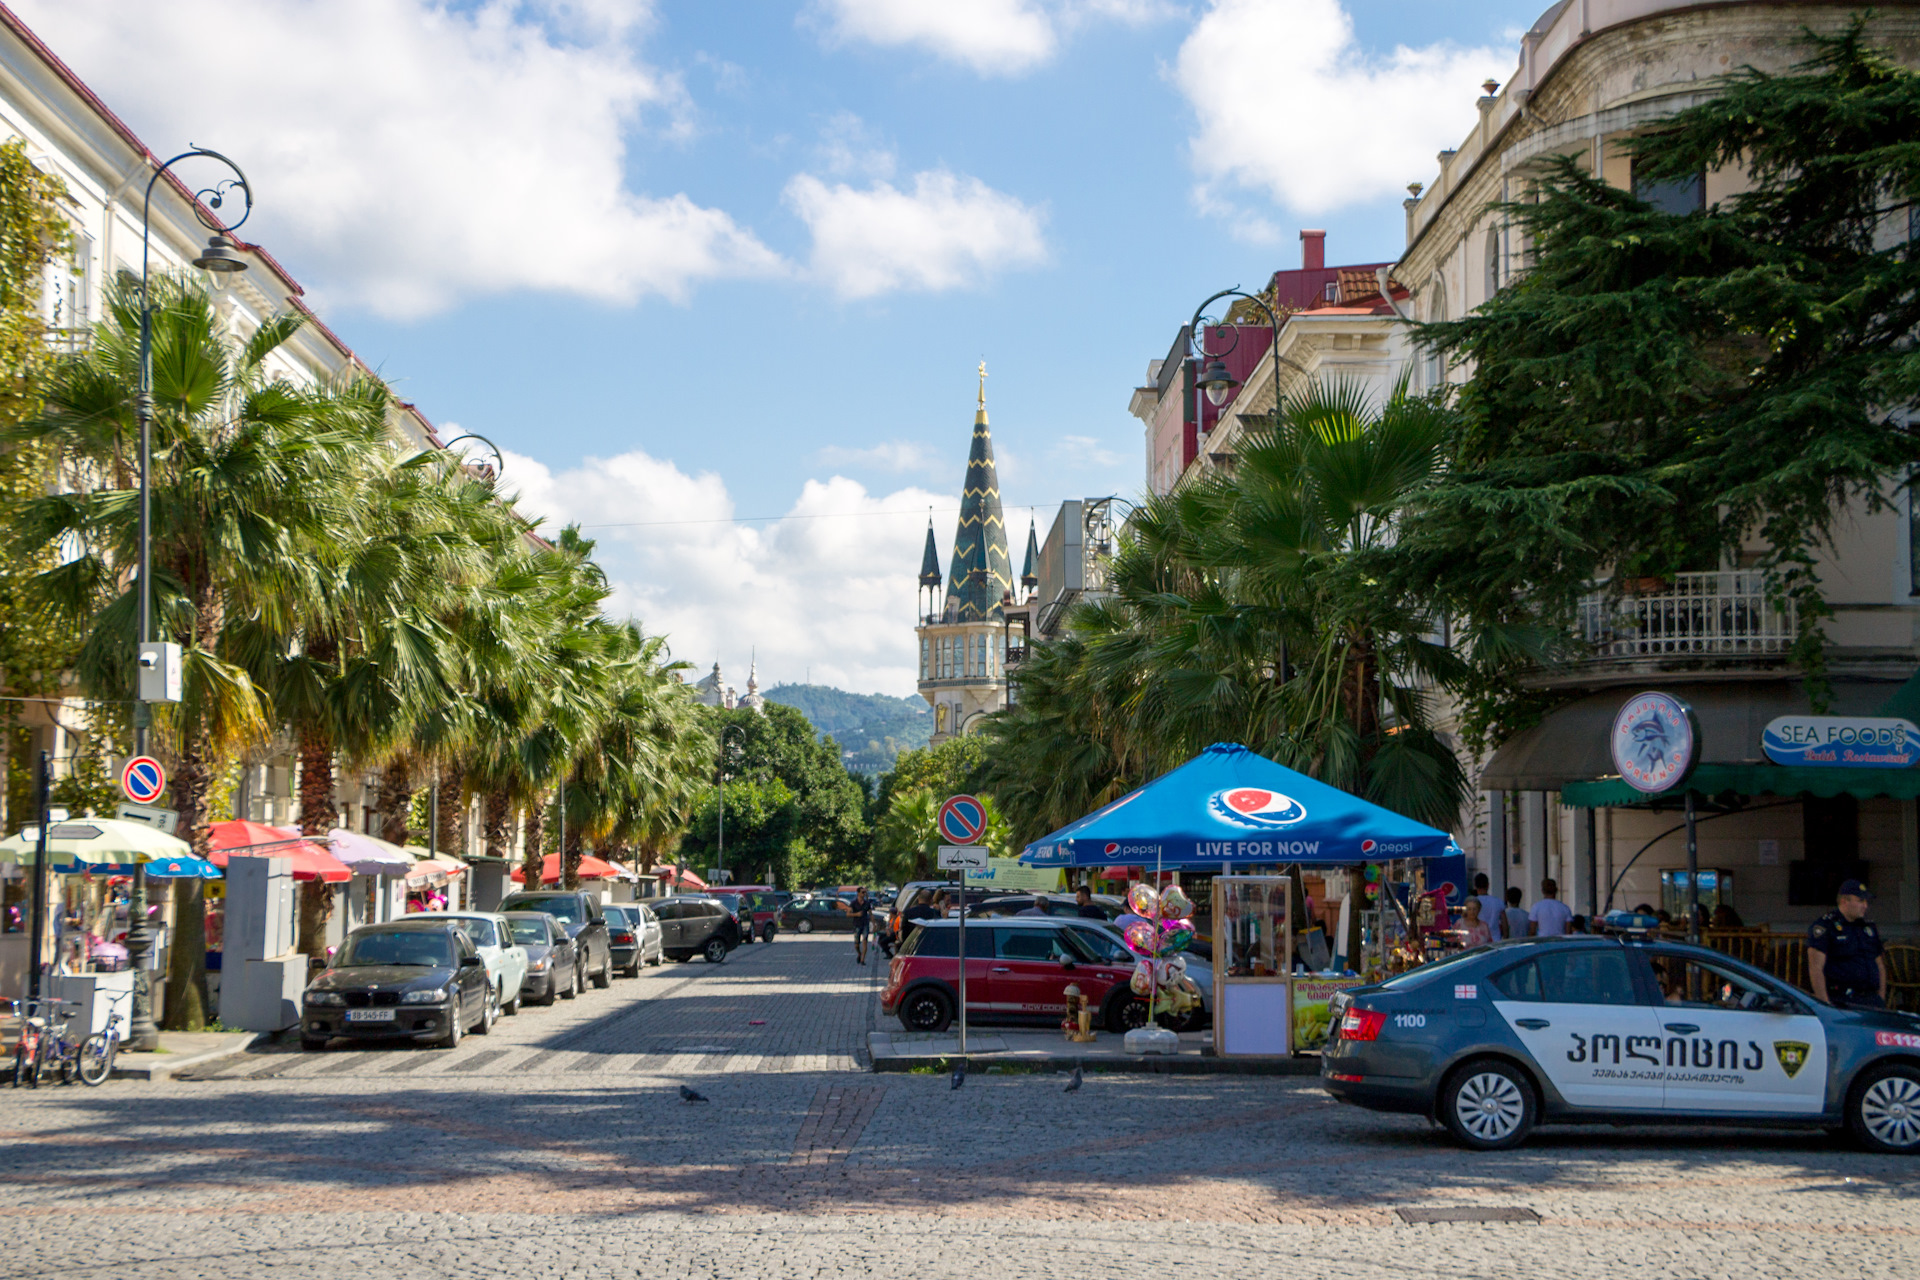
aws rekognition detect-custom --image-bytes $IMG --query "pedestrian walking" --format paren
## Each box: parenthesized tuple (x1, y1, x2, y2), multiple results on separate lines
(1529, 878, 1573, 937)
(1502, 887, 1529, 944)
(850, 888, 873, 965)
(1472, 873, 1505, 940)
(1808, 879, 1887, 1009)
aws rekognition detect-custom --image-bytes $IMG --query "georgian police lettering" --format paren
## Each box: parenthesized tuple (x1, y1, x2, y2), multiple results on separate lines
(1562, 1027, 1810, 1082)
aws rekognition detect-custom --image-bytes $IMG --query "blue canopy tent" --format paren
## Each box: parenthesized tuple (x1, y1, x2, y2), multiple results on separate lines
(1020, 742, 1456, 869)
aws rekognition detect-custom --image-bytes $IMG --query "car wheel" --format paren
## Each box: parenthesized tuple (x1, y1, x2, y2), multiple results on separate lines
(649, 949, 664, 967)
(503, 983, 520, 1017)
(704, 937, 729, 964)
(797, 918, 812, 934)
(762, 924, 777, 944)
(1440, 1059, 1536, 1151)
(899, 986, 954, 1034)
(443, 997, 464, 1049)
(623, 960, 642, 978)
(475, 984, 499, 1035)
(560, 965, 578, 999)
(1106, 992, 1150, 1035)
(593, 949, 612, 989)
(1848, 1063, 1920, 1154)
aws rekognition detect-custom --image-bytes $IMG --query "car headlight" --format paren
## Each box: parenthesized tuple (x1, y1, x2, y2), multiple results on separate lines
(529, 957, 549, 971)
(401, 988, 449, 1004)
(304, 990, 345, 1006)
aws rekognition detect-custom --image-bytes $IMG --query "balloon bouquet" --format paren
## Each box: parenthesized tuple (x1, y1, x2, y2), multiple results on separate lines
(1115, 882, 1203, 1026)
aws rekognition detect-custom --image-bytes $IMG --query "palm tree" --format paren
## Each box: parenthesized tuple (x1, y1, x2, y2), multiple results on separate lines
(11, 275, 389, 1026)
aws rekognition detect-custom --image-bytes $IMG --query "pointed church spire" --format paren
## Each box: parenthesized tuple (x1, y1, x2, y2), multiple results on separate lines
(918, 517, 943, 588)
(947, 362, 1010, 622)
(1021, 518, 1039, 590)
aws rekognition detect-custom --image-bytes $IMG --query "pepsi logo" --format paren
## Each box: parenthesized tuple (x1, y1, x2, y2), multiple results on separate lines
(1208, 787, 1307, 830)
(1361, 839, 1376, 854)
(1103, 842, 1120, 855)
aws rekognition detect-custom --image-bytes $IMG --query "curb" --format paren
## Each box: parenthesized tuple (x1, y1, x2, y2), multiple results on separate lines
(870, 1053, 1321, 1076)
(111, 1032, 265, 1081)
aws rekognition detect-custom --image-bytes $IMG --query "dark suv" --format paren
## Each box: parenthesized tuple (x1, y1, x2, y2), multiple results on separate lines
(654, 895, 742, 963)
(498, 890, 613, 990)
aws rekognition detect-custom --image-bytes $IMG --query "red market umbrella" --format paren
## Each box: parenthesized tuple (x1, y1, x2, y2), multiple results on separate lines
(1101, 866, 1142, 879)
(658, 865, 706, 892)
(207, 819, 351, 883)
(509, 853, 619, 884)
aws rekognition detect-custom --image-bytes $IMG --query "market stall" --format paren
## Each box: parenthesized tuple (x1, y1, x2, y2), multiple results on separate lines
(1021, 742, 1458, 1056)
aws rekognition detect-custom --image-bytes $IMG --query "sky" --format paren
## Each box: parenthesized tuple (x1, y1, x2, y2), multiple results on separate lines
(20, 0, 1546, 696)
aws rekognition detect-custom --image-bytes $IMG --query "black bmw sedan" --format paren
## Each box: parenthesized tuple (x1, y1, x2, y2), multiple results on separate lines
(301, 921, 495, 1050)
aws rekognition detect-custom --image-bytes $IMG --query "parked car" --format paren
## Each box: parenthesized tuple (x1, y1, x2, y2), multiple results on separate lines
(498, 889, 613, 990)
(971, 893, 1125, 921)
(1067, 916, 1211, 1032)
(422, 910, 530, 1017)
(1323, 935, 1920, 1153)
(708, 892, 758, 944)
(503, 911, 581, 1005)
(603, 903, 664, 976)
(301, 921, 495, 1050)
(653, 895, 742, 963)
(721, 886, 791, 942)
(780, 895, 861, 933)
(880, 918, 1139, 1034)
(883, 883, 993, 952)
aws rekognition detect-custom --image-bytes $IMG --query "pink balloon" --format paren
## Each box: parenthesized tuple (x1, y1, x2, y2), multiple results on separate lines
(1127, 883, 1160, 918)
(1123, 921, 1159, 955)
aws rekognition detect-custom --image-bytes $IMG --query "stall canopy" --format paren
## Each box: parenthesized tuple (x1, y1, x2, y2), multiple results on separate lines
(326, 829, 412, 876)
(0, 817, 191, 864)
(1564, 763, 1920, 809)
(1020, 742, 1455, 868)
(208, 819, 351, 883)
(510, 853, 620, 884)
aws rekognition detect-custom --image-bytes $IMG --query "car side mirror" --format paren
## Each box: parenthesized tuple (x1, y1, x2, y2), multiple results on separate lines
(1058, 957, 1076, 970)
(460, 955, 483, 967)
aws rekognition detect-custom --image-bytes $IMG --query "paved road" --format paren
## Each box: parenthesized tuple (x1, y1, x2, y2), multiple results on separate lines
(2, 936, 1917, 1279)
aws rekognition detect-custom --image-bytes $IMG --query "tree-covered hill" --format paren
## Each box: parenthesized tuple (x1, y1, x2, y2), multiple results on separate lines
(762, 683, 931, 774)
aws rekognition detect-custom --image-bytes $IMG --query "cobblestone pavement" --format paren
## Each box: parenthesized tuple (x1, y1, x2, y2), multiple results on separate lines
(2, 936, 1917, 1279)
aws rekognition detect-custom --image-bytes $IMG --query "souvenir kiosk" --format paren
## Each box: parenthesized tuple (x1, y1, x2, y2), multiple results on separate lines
(1020, 742, 1458, 1057)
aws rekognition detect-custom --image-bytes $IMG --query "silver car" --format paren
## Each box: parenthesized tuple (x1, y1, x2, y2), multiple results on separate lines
(422, 911, 530, 1017)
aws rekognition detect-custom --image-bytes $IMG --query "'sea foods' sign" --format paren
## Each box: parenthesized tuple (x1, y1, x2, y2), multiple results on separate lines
(1762, 716, 1920, 768)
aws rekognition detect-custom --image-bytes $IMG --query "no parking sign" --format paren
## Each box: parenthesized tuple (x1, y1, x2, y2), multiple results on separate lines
(122, 756, 166, 804)
(937, 794, 986, 845)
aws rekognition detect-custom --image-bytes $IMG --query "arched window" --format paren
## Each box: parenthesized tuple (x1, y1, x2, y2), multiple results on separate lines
(920, 638, 929, 679)
(1484, 226, 1501, 299)
(1424, 276, 1449, 388)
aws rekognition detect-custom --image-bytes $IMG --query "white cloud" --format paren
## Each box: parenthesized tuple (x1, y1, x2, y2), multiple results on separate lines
(785, 170, 1048, 299)
(806, 0, 1176, 76)
(1052, 434, 1124, 469)
(502, 448, 947, 696)
(16, 0, 784, 319)
(1174, 0, 1506, 215)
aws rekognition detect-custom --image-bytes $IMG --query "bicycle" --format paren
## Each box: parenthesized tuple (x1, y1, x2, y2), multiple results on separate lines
(75, 990, 129, 1086)
(7, 996, 80, 1088)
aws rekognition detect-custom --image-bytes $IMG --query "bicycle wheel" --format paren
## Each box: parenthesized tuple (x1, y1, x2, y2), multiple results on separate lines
(77, 1034, 115, 1086)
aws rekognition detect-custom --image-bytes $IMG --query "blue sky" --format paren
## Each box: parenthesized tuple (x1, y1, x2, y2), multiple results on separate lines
(25, 0, 1545, 695)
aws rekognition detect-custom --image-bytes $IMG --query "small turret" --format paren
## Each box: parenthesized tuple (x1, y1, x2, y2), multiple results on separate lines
(918, 520, 943, 588)
(1021, 518, 1039, 593)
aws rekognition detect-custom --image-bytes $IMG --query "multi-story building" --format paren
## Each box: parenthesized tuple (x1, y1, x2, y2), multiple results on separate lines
(1129, 230, 1411, 496)
(1391, 0, 1920, 930)
(916, 368, 1013, 742)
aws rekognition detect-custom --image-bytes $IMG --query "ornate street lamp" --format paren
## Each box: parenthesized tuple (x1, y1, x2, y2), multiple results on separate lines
(126, 147, 253, 1051)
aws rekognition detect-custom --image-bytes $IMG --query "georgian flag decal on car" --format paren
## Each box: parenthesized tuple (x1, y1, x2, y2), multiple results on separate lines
(1208, 787, 1308, 830)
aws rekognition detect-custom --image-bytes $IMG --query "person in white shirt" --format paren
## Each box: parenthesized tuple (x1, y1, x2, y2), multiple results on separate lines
(1472, 873, 1505, 941)
(1529, 878, 1574, 937)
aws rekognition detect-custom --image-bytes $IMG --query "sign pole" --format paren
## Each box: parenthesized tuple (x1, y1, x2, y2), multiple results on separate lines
(26, 753, 51, 1011)
(1684, 789, 1700, 944)
(119, 755, 167, 1052)
(957, 864, 967, 1057)
(935, 812, 987, 1062)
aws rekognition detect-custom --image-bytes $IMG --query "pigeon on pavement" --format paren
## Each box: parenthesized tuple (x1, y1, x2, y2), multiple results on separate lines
(679, 1085, 709, 1103)
(950, 1063, 965, 1091)
(1063, 1066, 1083, 1093)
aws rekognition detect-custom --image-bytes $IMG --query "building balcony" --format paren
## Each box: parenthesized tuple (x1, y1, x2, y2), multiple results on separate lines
(1525, 571, 1800, 688)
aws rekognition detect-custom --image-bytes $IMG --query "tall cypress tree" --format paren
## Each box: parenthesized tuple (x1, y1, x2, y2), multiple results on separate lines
(1400, 18, 1920, 739)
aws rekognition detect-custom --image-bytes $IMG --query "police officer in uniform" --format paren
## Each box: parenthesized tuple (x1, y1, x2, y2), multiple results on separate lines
(1807, 879, 1887, 1009)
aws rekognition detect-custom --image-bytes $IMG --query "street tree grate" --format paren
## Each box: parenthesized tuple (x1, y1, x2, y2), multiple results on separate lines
(1396, 1207, 1540, 1225)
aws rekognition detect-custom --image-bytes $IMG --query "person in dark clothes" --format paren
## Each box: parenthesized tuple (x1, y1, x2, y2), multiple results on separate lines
(1808, 879, 1887, 1009)
(1074, 885, 1106, 919)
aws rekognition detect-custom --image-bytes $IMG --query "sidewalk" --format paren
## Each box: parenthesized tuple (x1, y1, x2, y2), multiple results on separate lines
(3, 1012, 261, 1082)
(868, 1028, 1320, 1075)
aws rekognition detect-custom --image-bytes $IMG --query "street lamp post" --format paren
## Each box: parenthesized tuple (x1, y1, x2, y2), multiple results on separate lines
(126, 148, 253, 1051)
(715, 723, 747, 884)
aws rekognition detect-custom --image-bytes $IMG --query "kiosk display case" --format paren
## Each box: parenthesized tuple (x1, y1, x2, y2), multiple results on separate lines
(1211, 875, 1293, 1056)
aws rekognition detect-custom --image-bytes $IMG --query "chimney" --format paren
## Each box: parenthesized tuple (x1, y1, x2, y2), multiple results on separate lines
(1300, 229, 1326, 271)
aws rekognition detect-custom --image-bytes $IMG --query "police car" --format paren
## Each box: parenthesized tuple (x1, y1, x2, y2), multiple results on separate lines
(1321, 936, 1920, 1152)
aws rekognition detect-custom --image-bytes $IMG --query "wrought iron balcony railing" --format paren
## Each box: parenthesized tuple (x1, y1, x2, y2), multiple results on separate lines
(1575, 571, 1796, 658)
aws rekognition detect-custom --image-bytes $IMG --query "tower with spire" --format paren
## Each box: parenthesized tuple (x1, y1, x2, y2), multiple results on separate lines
(916, 363, 1013, 743)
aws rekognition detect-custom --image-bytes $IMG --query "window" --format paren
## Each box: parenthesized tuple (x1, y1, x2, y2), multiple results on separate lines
(1631, 162, 1704, 216)
(1068, 925, 1131, 963)
(997, 927, 1073, 961)
(1492, 948, 1640, 1005)
(456, 919, 498, 948)
(902, 926, 994, 958)
(1484, 225, 1501, 297)
(1649, 953, 1789, 1010)
(921, 639, 929, 678)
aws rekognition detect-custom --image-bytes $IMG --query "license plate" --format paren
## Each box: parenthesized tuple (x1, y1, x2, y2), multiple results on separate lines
(346, 1008, 396, 1022)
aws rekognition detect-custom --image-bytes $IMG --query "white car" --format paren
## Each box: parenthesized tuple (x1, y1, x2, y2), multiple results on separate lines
(424, 911, 530, 1017)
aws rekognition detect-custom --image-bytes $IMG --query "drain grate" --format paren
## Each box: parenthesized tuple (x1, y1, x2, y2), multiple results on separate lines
(1396, 1207, 1540, 1225)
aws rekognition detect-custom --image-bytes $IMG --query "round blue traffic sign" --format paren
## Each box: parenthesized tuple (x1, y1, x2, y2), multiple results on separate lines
(122, 755, 166, 805)
(937, 794, 986, 845)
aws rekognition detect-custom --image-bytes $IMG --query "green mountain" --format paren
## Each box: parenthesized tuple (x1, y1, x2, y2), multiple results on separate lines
(762, 683, 932, 774)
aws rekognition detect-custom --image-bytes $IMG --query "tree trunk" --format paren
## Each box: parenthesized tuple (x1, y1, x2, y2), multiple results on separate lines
(295, 720, 338, 962)
(520, 796, 547, 889)
(434, 760, 467, 859)
(161, 720, 214, 1032)
(377, 757, 413, 846)
(562, 821, 586, 889)
(483, 788, 514, 860)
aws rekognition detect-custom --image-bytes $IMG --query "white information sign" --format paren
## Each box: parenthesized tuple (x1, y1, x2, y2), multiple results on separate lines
(936, 844, 988, 871)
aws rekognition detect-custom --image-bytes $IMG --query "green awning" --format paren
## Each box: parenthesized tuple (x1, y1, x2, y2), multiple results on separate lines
(1563, 763, 1920, 809)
